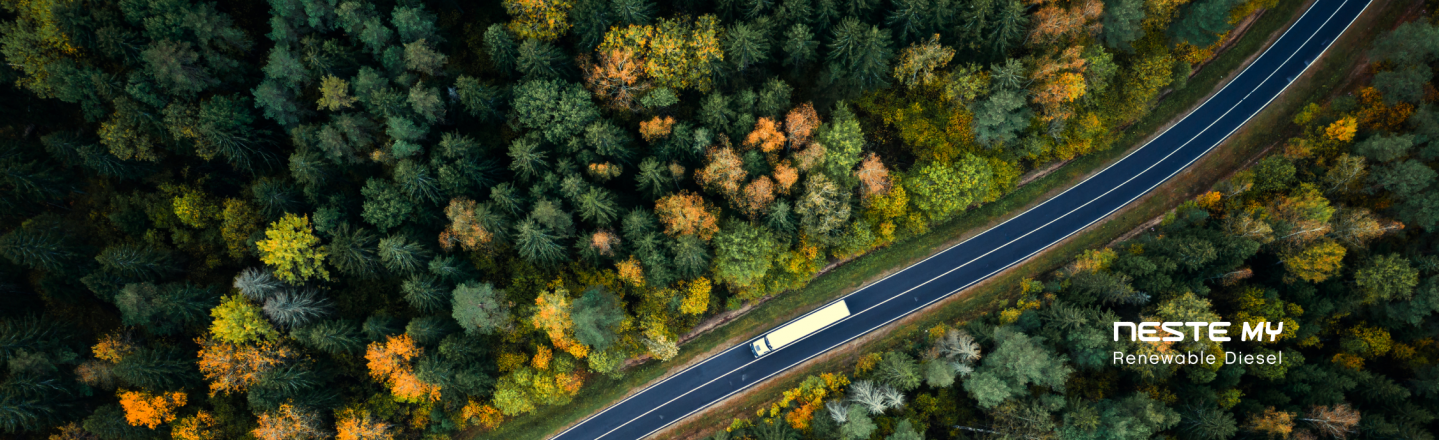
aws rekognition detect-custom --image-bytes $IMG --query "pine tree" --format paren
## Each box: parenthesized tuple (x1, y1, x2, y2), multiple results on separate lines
(405, 316, 457, 345)
(263, 289, 330, 328)
(989, 0, 1028, 55)
(886, 0, 932, 44)
(251, 178, 302, 219)
(611, 0, 655, 25)
(874, 352, 921, 391)
(782, 24, 819, 70)
(636, 157, 674, 197)
(572, 287, 625, 349)
(0, 316, 71, 364)
(377, 234, 431, 274)
(517, 38, 567, 79)
(328, 224, 381, 278)
(575, 187, 620, 225)
(669, 235, 711, 279)
(484, 25, 520, 75)
(0, 219, 81, 272)
(113, 346, 195, 391)
(234, 267, 284, 301)
(514, 219, 567, 266)
(509, 137, 549, 180)
(394, 160, 443, 205)
(726, 23, 770, 72)
(292, 320, 364, 355)
(1181, 406, 1238, 440)
(403, 276, 451, 313)
(96, 244, 179, 280)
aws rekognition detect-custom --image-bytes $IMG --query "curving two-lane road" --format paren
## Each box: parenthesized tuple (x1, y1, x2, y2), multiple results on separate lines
(551, 0, 1370, 437)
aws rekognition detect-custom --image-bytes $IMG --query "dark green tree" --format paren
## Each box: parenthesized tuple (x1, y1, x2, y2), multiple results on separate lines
(0, 220, 81, 272)
(403, 276, 451, 313)
(782, 24, 819, 70)
(484, 24, 519, 75)
(1103, 0, 1146, 50)
(361, 178, 415, 232)
(113, 346, 195, 391)
(517, 39, 567, 80)
(726, 23, 771, 72)
(292, 320, 364, 355)
(1169, 0, 1239, 47)
(611, 0, 655, 25)
(377, 234, 431, 274)
(328, 224, 381, 278)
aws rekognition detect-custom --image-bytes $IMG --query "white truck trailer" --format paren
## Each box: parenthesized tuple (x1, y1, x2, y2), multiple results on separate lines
(751, 300, 851, 357)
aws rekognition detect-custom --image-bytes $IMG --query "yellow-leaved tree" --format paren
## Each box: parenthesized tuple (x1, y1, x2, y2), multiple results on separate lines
(256, 214, 329, 283)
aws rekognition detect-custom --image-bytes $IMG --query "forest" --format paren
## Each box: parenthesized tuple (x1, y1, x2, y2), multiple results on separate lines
(689, 14, 1439, 440)
(0, 0, 1366, 437)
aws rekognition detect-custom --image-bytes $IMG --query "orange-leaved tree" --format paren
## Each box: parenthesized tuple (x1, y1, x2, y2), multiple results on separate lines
(744, 117, 785, 153)
(785, 103, 821, 147)
(118, 390, 186, 428)
(583, 48, 650, 110)
(336, 408, 393, 440)
(196, 337, 295, 396)
(655, 191, 720, 240)
(171, 411, 216, 440)
(855, 153, 891, 199)
(365, 334, 440, 403)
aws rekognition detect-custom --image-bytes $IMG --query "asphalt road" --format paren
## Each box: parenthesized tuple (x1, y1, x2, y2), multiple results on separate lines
(549, 0, 1370, 437)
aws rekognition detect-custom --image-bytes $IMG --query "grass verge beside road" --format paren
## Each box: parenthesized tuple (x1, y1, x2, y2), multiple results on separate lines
(463, 0, 1380, 436)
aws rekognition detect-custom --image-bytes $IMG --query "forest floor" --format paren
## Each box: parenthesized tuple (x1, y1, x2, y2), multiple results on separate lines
(463, 0, 1414, 438)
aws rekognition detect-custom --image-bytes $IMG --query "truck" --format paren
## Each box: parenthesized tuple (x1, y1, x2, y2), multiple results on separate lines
(751, 300, 851, 357)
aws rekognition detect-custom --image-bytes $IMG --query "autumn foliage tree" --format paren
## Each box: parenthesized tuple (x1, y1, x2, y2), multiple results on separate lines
(598, 16, 724, 91)
(365, 334, 440, 403)
(855, 154, 891, 199)
(583, 49, 650, 110)
(785, 103, 821, 147)
(697, 147, 746, 197)
(892, 35, 955, 88)
(256, 214, 329, 283)
(336, 408, 393, 440)
(1029, 0, 1104, 46)
(745, 118, 786, 153)
(504, 0, 573, 41)
(440, 198, 495, 251)
(655, 192, 720, 240)
(1031, 46, 1089, 122)
(117, 390, 186, 429)
(196, 338, 295, 395)
(253, 404, 327, 440)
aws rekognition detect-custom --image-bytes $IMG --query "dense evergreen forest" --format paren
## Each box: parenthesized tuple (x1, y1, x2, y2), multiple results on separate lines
(0, 0, 1381, 437)
(695, 15, 1439, 440)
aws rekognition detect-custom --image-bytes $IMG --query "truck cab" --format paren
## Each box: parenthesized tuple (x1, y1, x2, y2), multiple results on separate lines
(750, 338, 772, 357)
